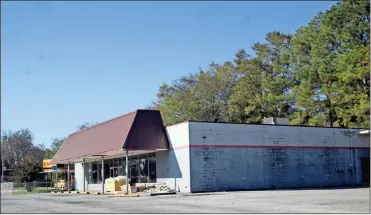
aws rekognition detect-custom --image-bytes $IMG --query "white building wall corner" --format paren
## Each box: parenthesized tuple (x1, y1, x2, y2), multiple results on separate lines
(188, 123, 193, 192)
(157, 122, 191, 193)
(74, 162, 89, 192)
(74, 162, 83, 192)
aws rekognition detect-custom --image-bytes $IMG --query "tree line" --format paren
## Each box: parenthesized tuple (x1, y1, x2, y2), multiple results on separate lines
(150, 0, 370, 129)
(1, 122, 98, 182)
(1, 0, 369, 183)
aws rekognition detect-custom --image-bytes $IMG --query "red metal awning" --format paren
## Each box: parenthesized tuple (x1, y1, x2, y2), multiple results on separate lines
(52, 110, 169, 164)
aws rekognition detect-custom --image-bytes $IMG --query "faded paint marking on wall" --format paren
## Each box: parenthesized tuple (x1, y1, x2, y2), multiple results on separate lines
(188, 122, 370, 192)
(171, 144, 370, 150)
(190, 148, 368, 192)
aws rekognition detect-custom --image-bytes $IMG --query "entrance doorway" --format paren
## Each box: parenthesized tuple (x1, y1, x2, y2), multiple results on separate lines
(110, 167, 123, 178)
(360, 158, 370, 186)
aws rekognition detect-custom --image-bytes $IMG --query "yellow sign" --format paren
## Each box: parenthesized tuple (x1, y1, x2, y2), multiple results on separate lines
(42, 159, 54, 169)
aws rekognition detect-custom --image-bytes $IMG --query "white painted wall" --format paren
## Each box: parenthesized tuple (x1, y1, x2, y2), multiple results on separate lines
(87, 184, 102, 192)
(74, 162, 89, 192)
(157, 122, 191, 192)
(188, 122, 370, 192)
(189, 123, 368, 148)
(74, 162, 83, 191)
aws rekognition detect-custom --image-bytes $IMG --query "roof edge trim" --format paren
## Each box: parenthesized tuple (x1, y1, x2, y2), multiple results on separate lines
(187, 120, 369, 130)
(53, 148, 124, 163)
(166, 121, 189, 128)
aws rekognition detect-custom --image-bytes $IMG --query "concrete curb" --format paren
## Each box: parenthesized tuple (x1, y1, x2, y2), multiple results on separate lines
(77, 192, 89, 194)
(52, 191, 65, 194)
(51, 190, 135, 196)
(89, 192, 98, 195)
(75, 191, 107, 195)
(108, 194, 140, 198)
(150, 192, 177, 196)
(51, 191, 90, 194)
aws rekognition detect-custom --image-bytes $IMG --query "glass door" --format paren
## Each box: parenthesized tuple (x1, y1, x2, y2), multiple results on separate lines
(110, 168, 114, 178)
(110, 167, 122, 178)
(117, 167, 123, 176)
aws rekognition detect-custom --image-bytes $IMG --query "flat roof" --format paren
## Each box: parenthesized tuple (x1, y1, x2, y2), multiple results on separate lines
(183, 120, 369, 130)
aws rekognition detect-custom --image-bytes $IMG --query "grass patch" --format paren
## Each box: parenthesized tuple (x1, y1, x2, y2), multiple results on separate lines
(13, 187, 57, 195)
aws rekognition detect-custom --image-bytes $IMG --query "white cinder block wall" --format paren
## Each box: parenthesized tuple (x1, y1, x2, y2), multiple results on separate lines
(74, 162, 89, 192)
(157, 122, 191, 192)
(188, 122, 370, 192)
(74, 162, 84, 191)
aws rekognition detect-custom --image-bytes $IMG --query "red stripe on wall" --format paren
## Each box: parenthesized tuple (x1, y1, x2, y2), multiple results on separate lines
(170, 144, 370, 150)
(170, 145, 190, 150)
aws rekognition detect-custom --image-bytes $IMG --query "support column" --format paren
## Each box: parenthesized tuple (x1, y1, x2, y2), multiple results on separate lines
(125, 150, 129, 194)
(82, 159, 85, 192)
(56, 168, 58, 187)
(101, 156, 105, 194)
(147, 154, 150, 183)
(87, 162, 91, 193)
(67, 162, 70, 192)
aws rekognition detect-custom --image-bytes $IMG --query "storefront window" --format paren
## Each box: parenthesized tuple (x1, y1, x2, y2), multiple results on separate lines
(138, 155, 149, 183)
(104, 162, 109, 181)
(119, 157, 123, 167)
(88, 153, 156, 184)
(87, 162, 98, 184)
(88, 163, 92, 183)
(149, 154, 156, 183)
(130, 156, 139, 184)
(123, 158, 127, 176)
(97, 163, 102, 184)
(104, 157, 126, 178)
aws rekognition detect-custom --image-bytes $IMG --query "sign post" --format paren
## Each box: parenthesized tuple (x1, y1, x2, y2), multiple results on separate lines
(43, 160, 56, 188)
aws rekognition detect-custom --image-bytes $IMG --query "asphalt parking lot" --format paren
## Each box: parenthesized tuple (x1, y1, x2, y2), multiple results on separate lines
(1, 188, 370, 213)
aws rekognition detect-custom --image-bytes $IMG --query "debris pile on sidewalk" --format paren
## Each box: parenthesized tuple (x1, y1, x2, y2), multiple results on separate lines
(143, 185, 177, 194)
(105, 176, 128, 184)
(105, 176, 128, 192)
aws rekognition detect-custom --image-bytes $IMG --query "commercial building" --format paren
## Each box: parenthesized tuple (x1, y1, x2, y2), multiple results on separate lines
(52, 110, 370, 193)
